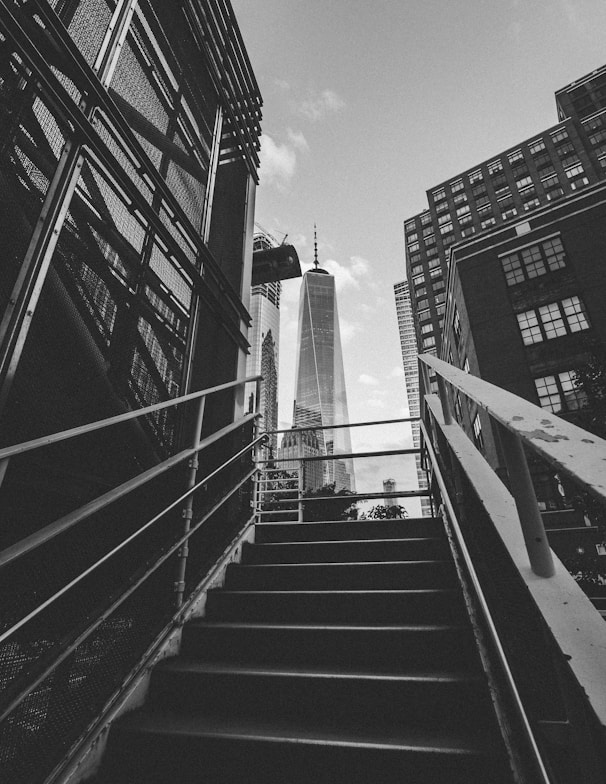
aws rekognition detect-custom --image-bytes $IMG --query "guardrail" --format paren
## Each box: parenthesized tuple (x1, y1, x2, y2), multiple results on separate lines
(419, 352, 606, 578)
(0, 373, 263, 784)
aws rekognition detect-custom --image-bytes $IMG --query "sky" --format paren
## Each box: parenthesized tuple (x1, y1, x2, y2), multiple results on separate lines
(231, 0, 606, 513)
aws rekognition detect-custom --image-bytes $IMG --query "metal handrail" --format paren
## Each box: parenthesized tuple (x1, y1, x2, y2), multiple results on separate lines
(420, 416, 552, 784)
(0, 413, 259, 569)
(267, 416, 420, 436)
(0, 374, 261, 461)
(419, 352, 606, 577)
(0, 434, 265, 648)
(0, 456, 260, 725)
(419, 353, 606, 503)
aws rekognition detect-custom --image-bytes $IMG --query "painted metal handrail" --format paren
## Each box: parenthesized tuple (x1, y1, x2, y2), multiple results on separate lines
(419, 352, 606, 577)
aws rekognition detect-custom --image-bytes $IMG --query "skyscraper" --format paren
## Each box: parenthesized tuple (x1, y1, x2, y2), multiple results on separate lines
(246, 230, 282, 457)
(394, 281, 431, 516)
(287, 234, 355, 492)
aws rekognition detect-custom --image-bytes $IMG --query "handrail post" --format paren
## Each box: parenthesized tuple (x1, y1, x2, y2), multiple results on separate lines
(498, 424, 555, 578)
(298, 456, 304, 523)
(174, 395, 206, 607)
(436, 374, 453, 426)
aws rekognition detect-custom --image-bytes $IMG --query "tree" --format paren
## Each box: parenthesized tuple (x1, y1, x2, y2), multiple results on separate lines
(365, 504, 408, 519)
(303, 483, 357, 522)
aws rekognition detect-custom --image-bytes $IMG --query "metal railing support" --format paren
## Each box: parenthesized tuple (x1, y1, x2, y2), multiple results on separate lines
(297, 456, 304, 523)
(498, 424, 555, 578)
(436, 375, 453, 426)
(175, 396, 206, 607)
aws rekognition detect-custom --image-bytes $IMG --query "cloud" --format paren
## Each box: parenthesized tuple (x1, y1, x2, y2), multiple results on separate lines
(389, 366, 405, 378)
(322, 255, 370, 291)
(259, 134, 297, 189)
(287, 128, 309, 152)
(359, 373, 379, 386)
(339, 319, 361, 344)
(295, 88, 346, 121)
(274, 78, 291, 92)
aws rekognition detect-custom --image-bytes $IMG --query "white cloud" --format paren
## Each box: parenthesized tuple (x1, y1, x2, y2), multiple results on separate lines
(322, 255, 370, 291)
(359, 373, 379, 386)
(274, 78, 291, 92)
(259, 134, 297, 189)
(287, 128, 309, 152)
(295, 88, 346, 121)
(339, 319, 361, 344)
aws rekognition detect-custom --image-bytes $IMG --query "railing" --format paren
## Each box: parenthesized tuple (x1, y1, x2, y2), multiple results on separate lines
(419, 353, 606, 782)
(0, 374, 264, 784)
(255, 417, 429, 523)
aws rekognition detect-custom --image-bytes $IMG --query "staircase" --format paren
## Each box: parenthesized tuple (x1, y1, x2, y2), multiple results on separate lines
(99, 516, 514, 783)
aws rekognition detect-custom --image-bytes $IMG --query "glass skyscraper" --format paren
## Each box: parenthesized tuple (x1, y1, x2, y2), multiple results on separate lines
(291, 262, 355, 492)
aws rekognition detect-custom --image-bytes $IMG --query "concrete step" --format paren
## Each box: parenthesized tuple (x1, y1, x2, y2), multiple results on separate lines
(148, 660, 490, 733)
(255, 518, 443, 543)
(204, 588, 468, 624)
(180, 621, 480, 673)
(101, 713, 512, 784)
(224, 560, 458, 591)
(244, 536, 450, 564)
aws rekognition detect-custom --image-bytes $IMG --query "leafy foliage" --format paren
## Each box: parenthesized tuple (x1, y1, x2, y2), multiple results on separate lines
(364, 504, 408, 519)
(303, 483, 357, 522)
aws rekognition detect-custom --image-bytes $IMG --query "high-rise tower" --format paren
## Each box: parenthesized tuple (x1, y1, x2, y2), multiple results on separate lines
(394, 281, 431, 516)
(246, 230, 281, 458)
(289, 230, 355, 492)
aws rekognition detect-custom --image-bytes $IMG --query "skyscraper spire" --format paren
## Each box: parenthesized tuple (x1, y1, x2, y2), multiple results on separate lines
(313, 223, 319, 269)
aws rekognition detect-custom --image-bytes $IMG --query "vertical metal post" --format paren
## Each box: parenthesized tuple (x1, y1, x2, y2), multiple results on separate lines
(498, 424, 555, 578)
(436, 375, 453, 426)
(297, 456, 304, 523)
(174, 395, 206, 607)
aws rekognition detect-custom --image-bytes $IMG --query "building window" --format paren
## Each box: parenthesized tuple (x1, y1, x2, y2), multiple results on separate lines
(437, 212, 452, 225)
(524, 198, 541, 211)
(551, 128, 569, 144)
(556, 141, 576, 157)
(440, 222, 454, 236)
(461, 225, 475, 238)
(529, 139, 546, 155)
(570, 175, 590, 190)
(488, 159, 503, 175)
(469, 169, 483, 184)
(500, 236, 566, 285)
(451, 179, 464, 193)
(416, 297, 429, 310)
(422, 225, 435, 237)
(405, 220, 416, 232)
(421, 323, 433, 335)
(515, 175, 533, 190)
(411, 264, 423, 276)
(516, 295, 590, 345)
(495, 185, 511, 199)
(420, 212, 432, 226)
(565, 163, 585, 179)
(433, 188, 446, 202)
(534, 371, 587, 413)
(472, 183, 487, 198)
(477, 204, 492, 218)
(502, 207, 518, 220)
(423, 335, 436, 349)
(429, 268, 443, 280)
(472, 414, 484, 452)
(415, 285, 427, 296)
(456, 204, 471, 217)
(427, 257, 441, 270)
(589, 129, 606, 146)
(546, 187, 565, 201)
(453, 308, 461, 345)
(481, 217, 496, 229)
(408, 241, 420, 252)
(435, 200, 449, 214)
(453, 192, 467, 206)
(435, 292, 446, 304)
(407, 231, 418, 243)
(508, 149, 524, 164)
(541, 173, 560, 189)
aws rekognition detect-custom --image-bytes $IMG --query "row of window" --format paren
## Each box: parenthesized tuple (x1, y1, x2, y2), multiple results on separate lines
(501, 236, 566, 285)
(516, 296, 589, 345)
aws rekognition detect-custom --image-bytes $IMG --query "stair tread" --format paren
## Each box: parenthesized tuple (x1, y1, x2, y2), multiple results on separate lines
(214, 588, 459, 595)
(187, 621, 469, 631)
(158, 659, 481, 683)
(236, 559, 451, 567)
(117, 711, 489, 755)
(252, 537, 445, 546)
